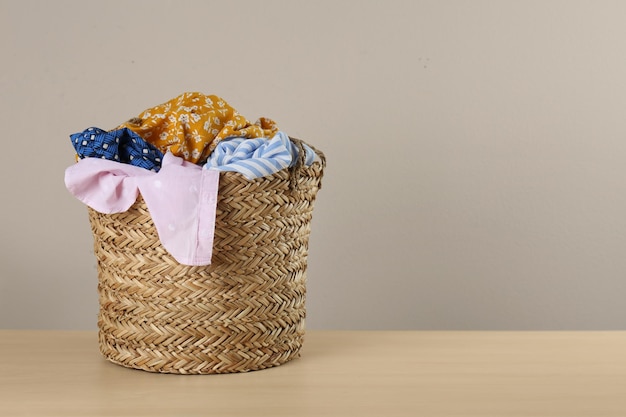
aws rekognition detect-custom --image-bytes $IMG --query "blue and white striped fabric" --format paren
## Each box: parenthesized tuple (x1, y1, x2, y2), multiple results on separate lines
(203, 131, 318, 180)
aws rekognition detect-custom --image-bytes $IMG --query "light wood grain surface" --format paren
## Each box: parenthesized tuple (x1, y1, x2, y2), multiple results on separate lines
(1, 330, 625, 416)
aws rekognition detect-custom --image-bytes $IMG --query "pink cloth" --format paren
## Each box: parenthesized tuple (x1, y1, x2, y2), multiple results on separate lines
(65, 152, 220, 266)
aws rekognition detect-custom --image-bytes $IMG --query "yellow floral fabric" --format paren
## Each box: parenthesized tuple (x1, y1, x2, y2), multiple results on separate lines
(116, 92, 278, 165)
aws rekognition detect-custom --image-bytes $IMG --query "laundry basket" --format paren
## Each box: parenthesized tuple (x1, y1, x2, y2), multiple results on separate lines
(87, 138, 325, 374)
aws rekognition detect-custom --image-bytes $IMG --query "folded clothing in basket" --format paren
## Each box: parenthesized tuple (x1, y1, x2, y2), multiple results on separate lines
(204, 131, 319, 180)
(65, 152, 219, 266)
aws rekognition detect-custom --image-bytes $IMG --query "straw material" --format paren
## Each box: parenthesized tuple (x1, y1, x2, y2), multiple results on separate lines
(87, 139, 325, 374)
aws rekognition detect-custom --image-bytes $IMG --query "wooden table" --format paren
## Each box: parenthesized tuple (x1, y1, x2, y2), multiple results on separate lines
(1, 330, 625, 416)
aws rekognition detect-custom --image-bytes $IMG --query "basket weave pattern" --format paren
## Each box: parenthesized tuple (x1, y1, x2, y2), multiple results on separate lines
(88, 152, 324, 374)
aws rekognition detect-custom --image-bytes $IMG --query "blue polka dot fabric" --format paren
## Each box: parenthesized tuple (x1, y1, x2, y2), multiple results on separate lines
(70, 127, 164, 172)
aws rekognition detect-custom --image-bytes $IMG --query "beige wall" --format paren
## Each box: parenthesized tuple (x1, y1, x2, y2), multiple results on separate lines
(2, 0, 626, 330)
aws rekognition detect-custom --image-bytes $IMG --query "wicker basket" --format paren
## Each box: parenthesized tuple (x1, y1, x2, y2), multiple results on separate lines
(87, 138, 325, 374)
